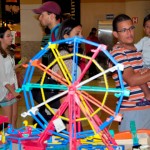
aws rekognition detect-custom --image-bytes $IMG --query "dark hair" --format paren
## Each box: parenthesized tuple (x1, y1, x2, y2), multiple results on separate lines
(47, 12, 62, 22)
(55, 14, 62, 22)
(91, 27, 97, 32)
(89, 32, 94, 36)
(0, 26, 14, 58)
(57, 19, 81, 40)
(112, 14, 132, 31)
(143, 14, 150, 27)
(0, 26, 10, 38)
(44, 27, 50, 35)
(57, 19, 82, 55)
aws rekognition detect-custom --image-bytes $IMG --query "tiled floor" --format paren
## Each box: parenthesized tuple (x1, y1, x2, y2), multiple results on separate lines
(2, 73, 119, 133)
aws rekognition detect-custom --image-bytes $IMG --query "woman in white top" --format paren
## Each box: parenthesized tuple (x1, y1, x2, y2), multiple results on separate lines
(0, 26, 21, 127)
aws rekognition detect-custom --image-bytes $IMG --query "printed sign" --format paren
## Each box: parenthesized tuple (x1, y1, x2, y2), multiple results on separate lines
(132, 17, 138, 24)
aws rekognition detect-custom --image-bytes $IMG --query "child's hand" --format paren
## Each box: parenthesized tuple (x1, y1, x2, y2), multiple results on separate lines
(20, 57, 28, 65)
(12, 91, 21, 99)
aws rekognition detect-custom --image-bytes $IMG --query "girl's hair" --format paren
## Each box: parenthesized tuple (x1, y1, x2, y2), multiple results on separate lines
(57, 19, 81, 53)
(143, 14, 150, 27)
(0, 26, 14, 58)
(57, 19, 81, 40)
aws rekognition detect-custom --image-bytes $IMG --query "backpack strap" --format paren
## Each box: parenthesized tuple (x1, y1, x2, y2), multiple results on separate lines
(51, 31, 56, 42)
(51, 24, 60, 42)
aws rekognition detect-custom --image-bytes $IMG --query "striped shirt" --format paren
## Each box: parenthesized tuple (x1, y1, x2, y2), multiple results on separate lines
(110, 48, 148, 110)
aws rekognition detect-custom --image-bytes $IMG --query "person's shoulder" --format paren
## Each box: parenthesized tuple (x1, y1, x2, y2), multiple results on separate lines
(51, 23, 60, 32)
(143, 36, 150, 41)
(0, 53, 4, 59)
(93, 36, 98, 40)
(139, 36, 149, 42)
(60, 49, 69, 55)
(86, 36, 91, 40)
(110, 47, 126, 55)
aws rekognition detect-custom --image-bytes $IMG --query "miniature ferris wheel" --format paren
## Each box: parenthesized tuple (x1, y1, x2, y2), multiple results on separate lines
(18, 37, 129, 150)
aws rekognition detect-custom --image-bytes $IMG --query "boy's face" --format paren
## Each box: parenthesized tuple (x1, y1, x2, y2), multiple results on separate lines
(38, 12, 55, 28)
(113, 20, 135, 45)
(144, 20, 150, 37)
(38, 12, 50, 27)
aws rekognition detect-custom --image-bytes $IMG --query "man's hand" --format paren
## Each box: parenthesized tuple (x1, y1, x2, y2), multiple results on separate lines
(139, 68, 149, 74)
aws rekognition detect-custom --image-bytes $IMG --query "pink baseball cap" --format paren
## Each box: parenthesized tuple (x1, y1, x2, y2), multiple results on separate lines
(33, 1, 61, 15)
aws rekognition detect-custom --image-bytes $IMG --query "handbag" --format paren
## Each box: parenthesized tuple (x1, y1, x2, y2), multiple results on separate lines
(5, 84, 15, 100)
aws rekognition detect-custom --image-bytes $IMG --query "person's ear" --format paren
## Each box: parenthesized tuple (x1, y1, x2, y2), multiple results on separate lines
(49, 13, 55, 20)
(143, 27, 146, 33)
(63, 34, 69, 39)
(47, 13, 52, 21)
(48, 15, 51, 21)
(113, 31, 118, 39)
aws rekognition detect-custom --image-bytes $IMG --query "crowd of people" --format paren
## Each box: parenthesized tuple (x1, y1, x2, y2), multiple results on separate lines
(0, 0, 150, 133)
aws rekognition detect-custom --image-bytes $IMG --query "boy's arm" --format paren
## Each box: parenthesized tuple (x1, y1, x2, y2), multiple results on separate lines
(134, 38, 144, 52)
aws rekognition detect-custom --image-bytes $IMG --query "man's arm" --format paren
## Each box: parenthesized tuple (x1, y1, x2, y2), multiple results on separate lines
(123, 67, 150, 86)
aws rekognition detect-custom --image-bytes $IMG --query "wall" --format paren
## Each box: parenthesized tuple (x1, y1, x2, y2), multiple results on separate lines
(81, 0, 150, 42)
(20, 0, 41, 4)
(20, 0, 150, 41)
(20, 0, 150, 60)
(20, 4, 43, 60)
(21, 4, 43, 42)
(81, 0, 150, 1)
(125, 0, 150, 42)
(80, 2, 125, 38)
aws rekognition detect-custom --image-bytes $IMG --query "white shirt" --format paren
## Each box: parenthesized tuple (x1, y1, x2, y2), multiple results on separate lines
(135, 37, 150, 67)
(0, 54, 18, 101)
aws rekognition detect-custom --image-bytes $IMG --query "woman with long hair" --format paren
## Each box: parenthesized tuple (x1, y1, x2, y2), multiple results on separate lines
(0, 26, 21, 127)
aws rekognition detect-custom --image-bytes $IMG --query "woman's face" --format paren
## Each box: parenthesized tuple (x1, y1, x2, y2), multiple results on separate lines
(64, 25, 82, 39)
(63, 25, 82, 52)
(0, 30, 13, 47)
(69, 25, 82, 38)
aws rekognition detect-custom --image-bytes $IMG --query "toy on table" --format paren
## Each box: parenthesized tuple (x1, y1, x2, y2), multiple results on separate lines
(0, 115, 9, 144)
(23, 120, 37, 128)
(130, 121, 141, 149)
(15, 37, 129, 150)
(0, 116, 10, 149)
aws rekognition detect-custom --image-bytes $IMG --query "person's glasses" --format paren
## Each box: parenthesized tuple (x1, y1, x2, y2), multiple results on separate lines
(117, 26, 135, 33)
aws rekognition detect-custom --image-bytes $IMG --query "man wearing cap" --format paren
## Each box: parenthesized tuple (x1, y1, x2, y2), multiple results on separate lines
(33, 1, 61, 42)
(32, 1, 62, 127)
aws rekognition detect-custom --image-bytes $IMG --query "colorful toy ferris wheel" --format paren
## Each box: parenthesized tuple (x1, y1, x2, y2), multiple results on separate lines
(17, 37, 129, 150)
